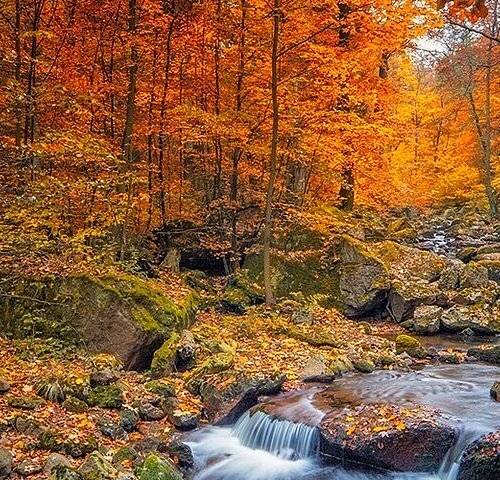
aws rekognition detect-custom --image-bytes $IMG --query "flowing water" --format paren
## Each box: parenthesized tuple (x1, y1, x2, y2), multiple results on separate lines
(187, 363, 500, 480)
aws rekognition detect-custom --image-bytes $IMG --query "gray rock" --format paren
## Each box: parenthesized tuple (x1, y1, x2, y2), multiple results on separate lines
(97, 417, 128, 440)
(0, 449, 13, 480)
(458, 431, 500, 480)
(138, 399, 165, 421)
(413, 305, 442, 335)
(43, 453, 72, 474)
(441, 305, 500, 335)
(169, 411, 199, 431)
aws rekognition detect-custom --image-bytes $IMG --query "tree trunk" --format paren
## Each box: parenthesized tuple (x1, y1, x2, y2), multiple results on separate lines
(119, 0, 139, 260)
(14, 0, 22, 151)
(263, 0, 280, 306)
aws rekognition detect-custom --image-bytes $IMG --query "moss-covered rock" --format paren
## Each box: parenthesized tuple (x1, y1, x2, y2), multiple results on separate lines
(353, 359, 375, 373)
(0, 272, 200, 371)
(51, 466, 84, 480)
(441, 306, 500, 335)
(467, 346, 500, 364)
(330, 356, 354, 375)
(412, 305, 443, 335)
(460, 262, 489, 289)
(151, 333, 180, 375)
(144, 380, 176, 398)
(87, 385, 123, 409)
(220, 273, 264, 314)
(276, 325, 340, 347)
(7, 396, 44, 410)
(61, 396, 88, 414)
(395, 335, 427, 359)
(138, 454, 183, 480)
(78, 451, 117, 479)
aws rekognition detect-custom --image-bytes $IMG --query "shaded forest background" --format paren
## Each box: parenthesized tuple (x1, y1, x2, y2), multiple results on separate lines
(0, 0, 498, 276)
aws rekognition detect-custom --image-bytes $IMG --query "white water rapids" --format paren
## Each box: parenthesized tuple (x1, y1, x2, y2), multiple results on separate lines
(186, 363, 500, 480)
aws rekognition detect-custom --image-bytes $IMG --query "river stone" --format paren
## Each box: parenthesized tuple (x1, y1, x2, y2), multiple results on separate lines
(120, 408, 139, 432)
(395, 334, 427, 359)
(165, 441, 194, 472)
(0, 449, 13, 479)
(196, 372, 285, 425)
(412, 305, 442, 334)
(0, 377, 10, 393)
(458, 430, 500, 480)
(319, 403, 457, 472)
(468, 346, 500, 364)
(490, 381, 500, 401)
(441, 306, 500, 335)
(138, 399, 166, 421)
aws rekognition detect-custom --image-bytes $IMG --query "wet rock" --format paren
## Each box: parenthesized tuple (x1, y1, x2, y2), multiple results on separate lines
(395, 334, 427, 359)
(0, 377, 10, 393)
(319, 404, 457, 472)
(89, 369, 119, 388)
(412, 305, 442, 335)
(87, 385, 123, 409)
(353, 359, 375, 373)
(458, 430, 500, 480)
(439, 353, 461, 364)
(43, 453, 72, 475)
(168, 411, 199, 431)
(460, 262, 489, 289)
(441, 306, 500, 335)
(120, 408, 139, 432)
(457, 247, 478, 263)
(468, 346, 500, 364)
(61, 396, 88, 413)
(15, 460, 42, 476)
(138, 454, 183, 480)
(7, 396, 44, 410)
(197, 373, 285, 425)
(0, 449, 13, 479)
(97, 417, 128, 440)
(78, 451, 117, 479)
(139, 399, 166, 421)
(460, 328, 475, 337)
(490, 381, 500, 401)
(151, 333, 180, 376)
(165, 441, 194, 472)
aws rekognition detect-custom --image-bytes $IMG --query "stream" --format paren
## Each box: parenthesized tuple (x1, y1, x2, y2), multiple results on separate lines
(186, 361, 500, 480)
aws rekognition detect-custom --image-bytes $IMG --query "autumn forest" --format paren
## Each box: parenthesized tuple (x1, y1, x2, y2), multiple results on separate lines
(0, 1, 500, 480)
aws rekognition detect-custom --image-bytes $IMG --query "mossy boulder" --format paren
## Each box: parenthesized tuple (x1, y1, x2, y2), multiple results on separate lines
(330, 356, 354, 375)
(87, 385, 123, 409)
(220, 274, 264, 313)
(138, 454, 183, 480)
(459, 262, 489, 289)
(353, 359, 375, 373)
(412, 305, 443, 335)
(144, 380, 176, 398)
(0, 272, 200, 371)
(61, 396, 88, 414)
(7, 396, 44, 410)
(51, 466, 84, 480)
(395, 335, 427, 359)
(78, 451, 117, 479)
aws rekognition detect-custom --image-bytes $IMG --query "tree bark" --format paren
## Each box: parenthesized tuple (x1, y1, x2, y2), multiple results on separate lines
(263, 0, 280, 306)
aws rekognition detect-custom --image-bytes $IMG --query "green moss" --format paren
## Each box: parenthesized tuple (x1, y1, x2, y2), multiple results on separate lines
(151, 333, 180, 374)
(277, 326, 340, 348)
(395, 334, 427, 359)
(353, 359, 375, 373)
(87, 385, 123, 409)
(139, 454, 183, 480)
(37, 430, 64, 452)
(144, 380, 176, 398)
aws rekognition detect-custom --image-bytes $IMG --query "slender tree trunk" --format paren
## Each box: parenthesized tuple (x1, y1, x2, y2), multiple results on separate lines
(14, 0, 22, 151)
(263, 0, 280, 306)
(119, 0, 138, 260)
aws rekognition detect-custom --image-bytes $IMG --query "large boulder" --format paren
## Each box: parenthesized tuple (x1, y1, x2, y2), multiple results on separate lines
(441, 306, 500, 335)
(459, 262, 489, 289)
(458, 431, 500, 480)
(319, 403, 457, 472)
(0, 273, 199, 370)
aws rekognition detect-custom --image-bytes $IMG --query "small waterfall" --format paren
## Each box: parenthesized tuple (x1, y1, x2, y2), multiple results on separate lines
(437, 425, 485, 480)
(232, 411, 320, 459)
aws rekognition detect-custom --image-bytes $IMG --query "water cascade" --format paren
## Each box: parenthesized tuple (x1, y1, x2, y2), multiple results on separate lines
(231, 411, 319, 459)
